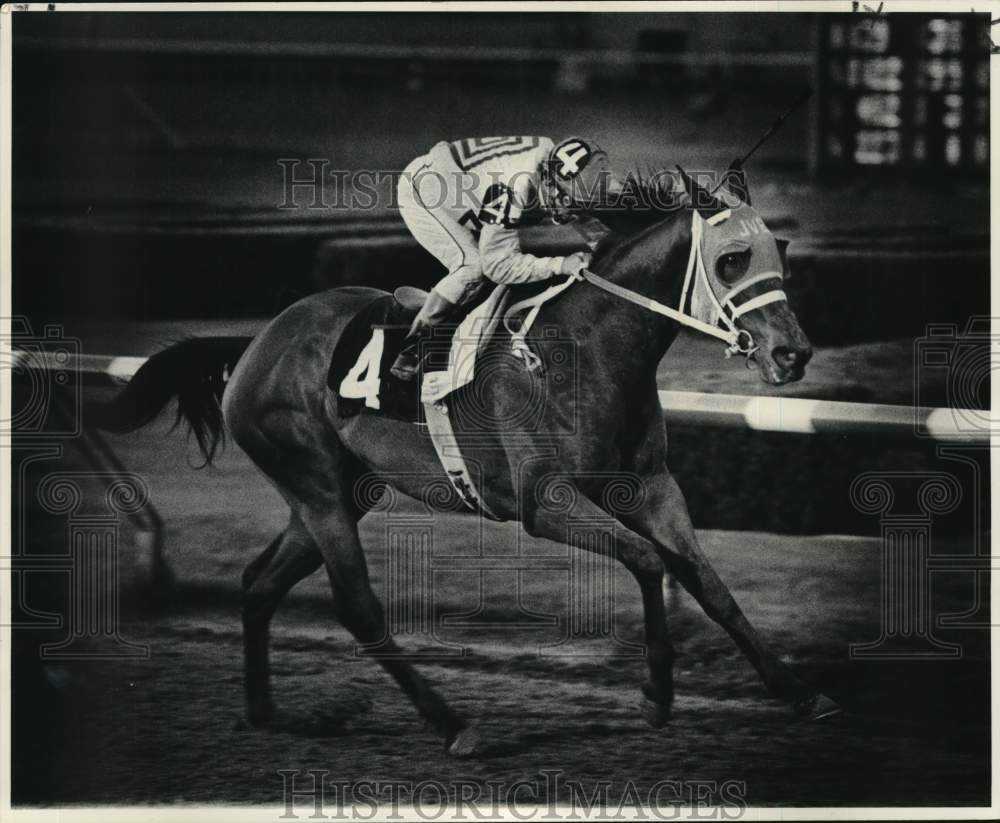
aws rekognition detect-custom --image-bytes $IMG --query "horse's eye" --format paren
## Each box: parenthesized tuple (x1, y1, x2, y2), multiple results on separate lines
(717, 251, 750, 283)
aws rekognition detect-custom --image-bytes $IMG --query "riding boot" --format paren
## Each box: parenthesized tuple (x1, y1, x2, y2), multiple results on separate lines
(390, 290, 460, 381)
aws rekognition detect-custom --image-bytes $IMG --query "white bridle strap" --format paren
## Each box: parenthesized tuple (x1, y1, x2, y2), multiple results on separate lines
(721, 271, 783, 304)
(677, 208, 703, 314)
(729, 290, 787, 319)
(722, 270, 787, 321)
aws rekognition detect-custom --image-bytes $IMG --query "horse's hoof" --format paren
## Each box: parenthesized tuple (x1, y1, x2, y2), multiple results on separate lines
(795, 693, 842, 720)
(447, 724, 481, 758)
(640, 697, 672, 728)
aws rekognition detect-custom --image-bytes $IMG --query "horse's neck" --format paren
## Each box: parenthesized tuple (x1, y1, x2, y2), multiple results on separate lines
(548, 216, 692, 379)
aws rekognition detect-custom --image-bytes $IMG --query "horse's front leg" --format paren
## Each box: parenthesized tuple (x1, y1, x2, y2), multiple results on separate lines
(623, 470, 841, 719)
(520, 478, 677, 725)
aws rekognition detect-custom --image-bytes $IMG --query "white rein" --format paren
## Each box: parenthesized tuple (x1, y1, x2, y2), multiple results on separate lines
(504, 210, 787, 366)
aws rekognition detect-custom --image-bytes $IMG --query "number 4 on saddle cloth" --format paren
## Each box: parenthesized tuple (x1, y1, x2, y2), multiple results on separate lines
(326, 285, 512, 424)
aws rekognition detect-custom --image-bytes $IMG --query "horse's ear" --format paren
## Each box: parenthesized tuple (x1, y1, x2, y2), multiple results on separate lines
(722, 160, 751, 205)
(676, 165, 728, 220)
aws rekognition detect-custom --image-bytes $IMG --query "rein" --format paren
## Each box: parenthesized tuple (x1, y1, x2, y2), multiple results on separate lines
(504, 210, 787, 366)
(584, 210, 787, 358)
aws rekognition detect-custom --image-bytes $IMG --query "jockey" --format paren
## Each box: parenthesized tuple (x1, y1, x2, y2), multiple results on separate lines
(390, 136, 619, 381)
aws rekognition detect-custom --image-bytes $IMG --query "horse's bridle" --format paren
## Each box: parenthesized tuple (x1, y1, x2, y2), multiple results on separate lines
(503, 209, 788, 371)
(578, 209, 788, 359)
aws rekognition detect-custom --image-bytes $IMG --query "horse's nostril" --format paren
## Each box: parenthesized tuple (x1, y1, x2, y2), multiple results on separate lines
(772, 346, 801, 369)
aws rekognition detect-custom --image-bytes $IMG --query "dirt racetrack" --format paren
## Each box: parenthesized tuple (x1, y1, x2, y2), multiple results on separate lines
(10, 404, 990, 811)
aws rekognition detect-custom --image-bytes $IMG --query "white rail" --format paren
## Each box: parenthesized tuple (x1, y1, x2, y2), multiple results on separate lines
(657, 390, 988, 445)
(8, 349, 989, 445)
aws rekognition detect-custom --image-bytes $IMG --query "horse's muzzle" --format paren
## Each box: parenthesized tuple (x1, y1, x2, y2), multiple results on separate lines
(753, 344, 811, 384)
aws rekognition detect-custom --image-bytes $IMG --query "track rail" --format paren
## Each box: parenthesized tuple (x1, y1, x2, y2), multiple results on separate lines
(9, 349, 990, 445)
(657, 389, 987, 444)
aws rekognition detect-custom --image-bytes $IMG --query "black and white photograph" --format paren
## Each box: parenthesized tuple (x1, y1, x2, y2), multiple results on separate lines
(1, 2, 995, 818)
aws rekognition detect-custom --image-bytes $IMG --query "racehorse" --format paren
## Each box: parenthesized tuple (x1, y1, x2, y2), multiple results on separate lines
(97, 167, 840, 756)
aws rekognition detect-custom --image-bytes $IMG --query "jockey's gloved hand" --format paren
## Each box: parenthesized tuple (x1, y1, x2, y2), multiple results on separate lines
(560, 251, 591, 279)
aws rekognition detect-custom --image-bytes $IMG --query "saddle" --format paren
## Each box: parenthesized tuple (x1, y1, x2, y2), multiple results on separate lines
(326, 285, 510, 424)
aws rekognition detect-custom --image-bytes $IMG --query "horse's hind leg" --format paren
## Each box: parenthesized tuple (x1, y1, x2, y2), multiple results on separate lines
(242, 514, 322, 726)
(297, 500, 475, 754)
(225, 351, 471, 749)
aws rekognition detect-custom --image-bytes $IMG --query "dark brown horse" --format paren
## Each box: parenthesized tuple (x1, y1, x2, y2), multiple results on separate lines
(98, 169, 839, 756)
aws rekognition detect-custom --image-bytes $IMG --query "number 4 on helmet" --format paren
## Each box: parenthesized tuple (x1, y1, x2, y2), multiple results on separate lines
(543, 137, 615, 210)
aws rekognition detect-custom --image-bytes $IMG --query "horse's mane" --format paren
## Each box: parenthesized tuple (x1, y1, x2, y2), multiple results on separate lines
(580, 168, 689, 266)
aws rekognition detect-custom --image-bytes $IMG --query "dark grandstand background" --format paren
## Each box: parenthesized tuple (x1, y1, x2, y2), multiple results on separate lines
(8, 9, 992, 809)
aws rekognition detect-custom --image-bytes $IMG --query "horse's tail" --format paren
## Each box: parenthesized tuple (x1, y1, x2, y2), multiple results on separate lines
(94, 336, 254, 466)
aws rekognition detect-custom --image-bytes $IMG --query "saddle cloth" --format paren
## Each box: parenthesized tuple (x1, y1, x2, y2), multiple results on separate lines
(326, 285, 510, 424)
